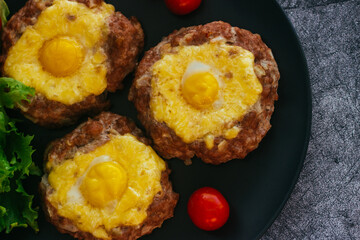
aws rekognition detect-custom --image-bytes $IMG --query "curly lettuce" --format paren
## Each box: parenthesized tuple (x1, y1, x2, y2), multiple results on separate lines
(0, 77, 40, 233)
(0, 0, 9, 28)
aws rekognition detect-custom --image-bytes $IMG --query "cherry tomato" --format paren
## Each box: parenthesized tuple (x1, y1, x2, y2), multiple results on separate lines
(187, 187, 230, 231)
(164, 0, 202, 15)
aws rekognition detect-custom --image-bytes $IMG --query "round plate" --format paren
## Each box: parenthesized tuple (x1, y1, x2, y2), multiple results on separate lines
(1, 0, 311, 239)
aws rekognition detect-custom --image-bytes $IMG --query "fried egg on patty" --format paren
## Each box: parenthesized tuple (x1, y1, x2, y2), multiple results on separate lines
(1, 0, 144, 127)
(129, 21, 280, 164)
(4, 0, 114, 105)
(46, 134, 166, 239)
(41, 113, 178, 239)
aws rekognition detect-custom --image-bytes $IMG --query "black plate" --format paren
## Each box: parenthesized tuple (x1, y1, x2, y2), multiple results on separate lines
(1, 0, 311, 239)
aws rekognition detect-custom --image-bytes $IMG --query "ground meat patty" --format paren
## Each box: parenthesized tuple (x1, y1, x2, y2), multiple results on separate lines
(40, 112, 179, 240)
(129, 21, 279, 165)
(0, 0, 144, 128)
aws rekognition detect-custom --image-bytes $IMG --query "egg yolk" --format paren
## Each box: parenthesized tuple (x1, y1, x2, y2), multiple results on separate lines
(80, 161, 128, 208)
(182, 72, 219, 109)
(39, 37, 84, 77)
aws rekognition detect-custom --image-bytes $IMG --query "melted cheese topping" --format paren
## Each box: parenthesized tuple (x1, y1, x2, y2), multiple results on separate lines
(150, 41, 263, 144)
(4, 0, 114, 105)
(47, 134, 166, 239)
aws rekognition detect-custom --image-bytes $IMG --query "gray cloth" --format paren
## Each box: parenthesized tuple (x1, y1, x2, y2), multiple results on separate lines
(263, 0, 360, 239)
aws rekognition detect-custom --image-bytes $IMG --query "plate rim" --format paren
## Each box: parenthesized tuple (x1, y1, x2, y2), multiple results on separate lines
(255, 1, 312, 239)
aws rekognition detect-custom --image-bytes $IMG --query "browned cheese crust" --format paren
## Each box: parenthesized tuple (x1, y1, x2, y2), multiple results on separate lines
(40, 112, 179, 240)
(129, 21, 280, 165)
(0, 0, 144, 128)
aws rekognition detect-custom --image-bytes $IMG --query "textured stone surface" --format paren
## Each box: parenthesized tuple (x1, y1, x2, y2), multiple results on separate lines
(263, 0, 360, 239)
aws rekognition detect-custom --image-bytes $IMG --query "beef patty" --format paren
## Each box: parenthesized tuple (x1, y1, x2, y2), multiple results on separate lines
(40, 112, 178, 240)
(129, 21, 279, 165)
(0, 0, 144, 128)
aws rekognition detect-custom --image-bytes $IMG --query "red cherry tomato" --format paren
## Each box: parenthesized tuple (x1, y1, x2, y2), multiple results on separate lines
(187, 187, 230, 231)
(164, 0, 202, 15)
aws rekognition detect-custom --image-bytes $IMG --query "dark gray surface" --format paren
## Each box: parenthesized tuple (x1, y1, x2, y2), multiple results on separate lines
(263, 0, 360, 239)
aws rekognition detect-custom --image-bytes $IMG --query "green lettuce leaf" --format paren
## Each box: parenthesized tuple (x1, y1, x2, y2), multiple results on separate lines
(0, 147, 15, 193)
(0, 77, 35, 109)
(0, 77, 39, 233)
(0, 179, 39, 233)
(0, 0, 9, 28)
